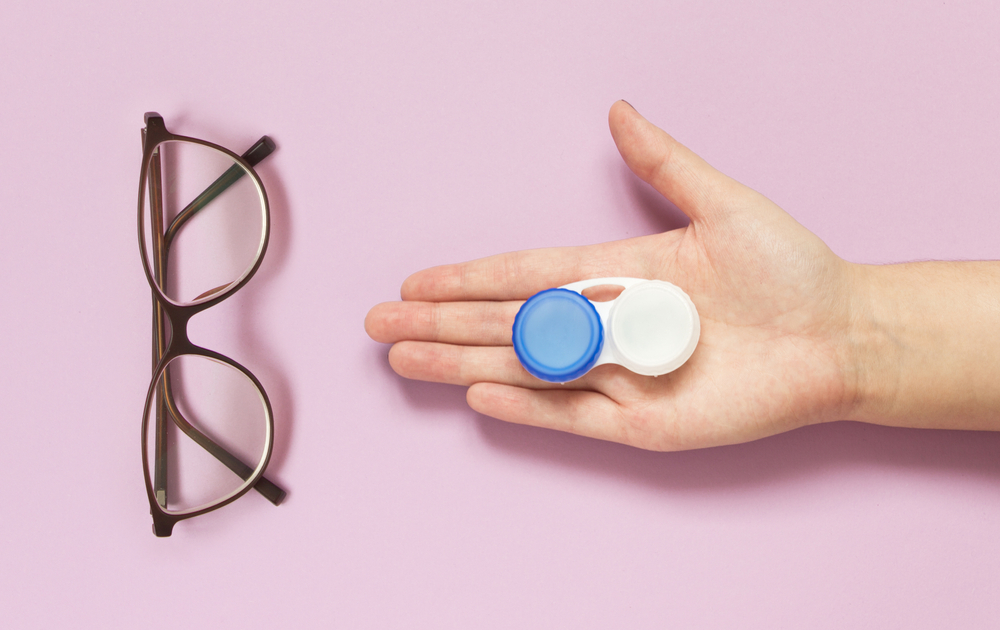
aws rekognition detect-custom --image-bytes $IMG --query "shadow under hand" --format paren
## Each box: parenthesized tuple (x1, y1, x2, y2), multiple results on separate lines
(475, 413, 1000, 494)
(611, 158, 689, 235)
(374, 348, 470, 416)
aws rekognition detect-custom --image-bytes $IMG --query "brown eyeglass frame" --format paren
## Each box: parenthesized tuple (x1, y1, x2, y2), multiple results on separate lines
(137, 112, 285, 537)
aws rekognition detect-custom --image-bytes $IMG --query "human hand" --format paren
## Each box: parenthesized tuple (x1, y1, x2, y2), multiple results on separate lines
(366, 101, 865, 450)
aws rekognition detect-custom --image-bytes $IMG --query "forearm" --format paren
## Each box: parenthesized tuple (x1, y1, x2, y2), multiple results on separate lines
(847, 261, 1000, 429)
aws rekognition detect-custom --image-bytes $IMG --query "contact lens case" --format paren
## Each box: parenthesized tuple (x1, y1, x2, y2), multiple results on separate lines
(512, 278, 700, 383)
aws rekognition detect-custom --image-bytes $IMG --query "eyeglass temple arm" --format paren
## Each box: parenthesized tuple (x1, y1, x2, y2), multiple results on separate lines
(147, 146, 170, 505)
(164, 135, 275, 249)
(147, 134, 285, 506)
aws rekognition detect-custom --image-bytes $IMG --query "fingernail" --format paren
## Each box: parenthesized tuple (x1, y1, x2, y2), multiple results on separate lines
(620, 99, 637, 112)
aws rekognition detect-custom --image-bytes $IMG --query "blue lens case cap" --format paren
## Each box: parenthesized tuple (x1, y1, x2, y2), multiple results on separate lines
(512, 288, 604, 383)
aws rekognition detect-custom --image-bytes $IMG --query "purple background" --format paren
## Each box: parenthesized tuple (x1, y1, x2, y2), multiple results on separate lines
(2, 1, 999, 627)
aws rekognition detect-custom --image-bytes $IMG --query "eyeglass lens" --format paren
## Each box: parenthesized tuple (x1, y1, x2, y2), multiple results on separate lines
(143, 140, 266, 307)
(146, 354, 270, 513)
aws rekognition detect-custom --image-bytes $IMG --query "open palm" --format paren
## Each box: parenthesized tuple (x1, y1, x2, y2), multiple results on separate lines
(366, 101, 861, 450)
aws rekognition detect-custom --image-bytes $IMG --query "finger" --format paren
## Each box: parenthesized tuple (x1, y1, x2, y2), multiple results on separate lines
(467, 382, 630, 445)
(388, 341, 600, 390)
(608, 100, 739, 223)
(365, 300, 521, 345)
(400, 239, 655, 302)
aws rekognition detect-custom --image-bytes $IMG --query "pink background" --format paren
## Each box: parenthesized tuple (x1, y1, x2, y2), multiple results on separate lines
(2, 1, 999, 627)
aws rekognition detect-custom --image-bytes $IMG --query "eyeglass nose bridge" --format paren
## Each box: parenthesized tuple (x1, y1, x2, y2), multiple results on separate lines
(153, 299, 211, 362)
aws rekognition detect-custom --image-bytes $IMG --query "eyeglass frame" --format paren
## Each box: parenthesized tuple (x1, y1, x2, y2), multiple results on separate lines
(137, 112, 285, 537)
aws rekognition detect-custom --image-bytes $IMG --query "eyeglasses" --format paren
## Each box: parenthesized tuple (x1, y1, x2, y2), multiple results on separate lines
(137, 113, 286, 537)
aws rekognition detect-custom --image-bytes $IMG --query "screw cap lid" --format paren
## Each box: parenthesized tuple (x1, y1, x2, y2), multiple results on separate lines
(512, 288, 603, 383)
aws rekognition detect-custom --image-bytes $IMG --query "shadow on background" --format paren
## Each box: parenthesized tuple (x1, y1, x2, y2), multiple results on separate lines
(233, 146, 295, 488)
(610, 159, 689, 236)
(377, 353, 472, 416)
(377, 352, 1000, 494)
(475, 414, 1000, 493)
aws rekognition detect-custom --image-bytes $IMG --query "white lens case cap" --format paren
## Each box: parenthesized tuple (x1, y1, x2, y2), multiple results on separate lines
(559, 277, 700, 377)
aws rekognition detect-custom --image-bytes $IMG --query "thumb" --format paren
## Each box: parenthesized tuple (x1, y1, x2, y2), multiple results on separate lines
(609, 100, 736, 222)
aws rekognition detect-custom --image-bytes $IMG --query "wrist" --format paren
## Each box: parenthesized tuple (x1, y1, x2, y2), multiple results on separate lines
(839, 260, 1000, 430)
(840, 262, 903, 424)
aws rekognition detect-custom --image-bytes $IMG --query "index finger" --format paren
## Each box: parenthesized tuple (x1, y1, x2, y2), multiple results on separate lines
(400, 239, 651, 302)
